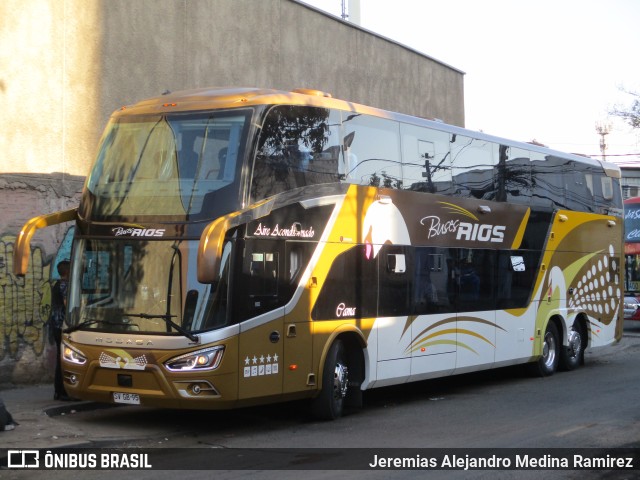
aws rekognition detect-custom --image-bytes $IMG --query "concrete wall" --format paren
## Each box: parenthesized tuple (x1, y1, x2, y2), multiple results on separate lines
(0, 0, 464, 384)
(96, 0, 464, 129)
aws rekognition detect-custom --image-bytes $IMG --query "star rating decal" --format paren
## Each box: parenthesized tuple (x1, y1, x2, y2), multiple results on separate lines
(243, 353, 280, 378)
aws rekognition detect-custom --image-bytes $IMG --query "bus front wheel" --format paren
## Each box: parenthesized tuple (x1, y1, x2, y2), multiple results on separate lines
(311, 339, 349, 420)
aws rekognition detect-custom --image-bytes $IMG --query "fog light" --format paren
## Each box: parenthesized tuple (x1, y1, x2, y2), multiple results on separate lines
(174, 380, 220, 398)
(63, 371, 79, 385)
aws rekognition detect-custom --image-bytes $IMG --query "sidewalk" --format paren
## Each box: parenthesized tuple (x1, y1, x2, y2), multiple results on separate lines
(0, 383, 184, 450)
(0, 384, 97, 448)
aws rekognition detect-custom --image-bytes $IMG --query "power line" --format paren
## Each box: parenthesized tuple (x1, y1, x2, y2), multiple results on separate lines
(589, 153, 640, 157)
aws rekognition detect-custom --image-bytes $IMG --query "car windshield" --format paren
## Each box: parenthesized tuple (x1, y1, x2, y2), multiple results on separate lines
(67, 238, 232, 335)
(85, 110, 251, 219)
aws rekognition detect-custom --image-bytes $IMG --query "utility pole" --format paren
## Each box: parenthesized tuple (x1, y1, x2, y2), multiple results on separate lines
(341, 0, 361, 24)
(595, 120, 612, 161)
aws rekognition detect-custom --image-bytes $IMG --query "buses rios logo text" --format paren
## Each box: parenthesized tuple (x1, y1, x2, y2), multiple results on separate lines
(112, 227, 166, 237)
(420, 202, 505, 243)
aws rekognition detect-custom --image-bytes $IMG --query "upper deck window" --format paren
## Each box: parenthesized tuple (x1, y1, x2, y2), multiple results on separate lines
(251, 106, 343, 201)
(251, 105, 403, 201)
(86, 110, 251, 219)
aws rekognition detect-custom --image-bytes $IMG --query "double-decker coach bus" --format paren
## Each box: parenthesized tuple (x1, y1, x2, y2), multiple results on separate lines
(14, 87, 624, 419)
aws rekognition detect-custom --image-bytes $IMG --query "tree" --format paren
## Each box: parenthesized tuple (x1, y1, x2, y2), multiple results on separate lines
(611, 89, 640, 129)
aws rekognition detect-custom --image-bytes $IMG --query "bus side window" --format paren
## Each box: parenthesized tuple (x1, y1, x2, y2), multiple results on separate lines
(601, 176, 614, 200)
(251, 106, 342, 202)
(530, 152, 567, 209)
(495, 146, 532, 204)
(378, 247, 411, 317)
(285, 241, 315, 292)
(456, 249, 496, 312)
(342, 115, 402, 189)
(400, 123, 452, 194)
(413, 248, 450, 314)
(249, 252, 279, 303)
(564, 161, 595, 212)
(311, 245, 378, 320)
(496, 251, 537, 309)
(590, 170, 621, 214)
(450, 135, 497, 200)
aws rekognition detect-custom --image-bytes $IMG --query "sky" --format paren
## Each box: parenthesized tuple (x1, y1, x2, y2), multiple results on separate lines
(302, 0, 640, 163)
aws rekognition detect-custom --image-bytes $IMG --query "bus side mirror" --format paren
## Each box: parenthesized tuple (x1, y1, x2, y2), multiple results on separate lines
(197, 216, 232, 283)
(13, 208, 77, 277)
(197, 198, 275, 283)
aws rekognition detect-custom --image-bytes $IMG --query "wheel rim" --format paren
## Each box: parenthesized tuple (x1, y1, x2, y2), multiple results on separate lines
(543, 331, 556, 370)
(567, 329, 582, 359)
(333, 362, 349, 400)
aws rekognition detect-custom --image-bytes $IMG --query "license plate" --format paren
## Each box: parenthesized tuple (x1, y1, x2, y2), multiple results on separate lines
(113, 392, 140, 405)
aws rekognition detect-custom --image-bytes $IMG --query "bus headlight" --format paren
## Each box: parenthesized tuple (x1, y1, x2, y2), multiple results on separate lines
(164, 346, 225, 372)
(62, 342, 87, 365)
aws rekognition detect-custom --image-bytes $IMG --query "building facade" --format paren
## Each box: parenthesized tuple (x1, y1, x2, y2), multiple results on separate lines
(620, 165, 640, 199)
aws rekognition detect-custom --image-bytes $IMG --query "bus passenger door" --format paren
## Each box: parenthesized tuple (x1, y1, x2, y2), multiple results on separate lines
(237, 239, 284, 400)
(376, 245, 412, 386)
(282, 241, 317, 395)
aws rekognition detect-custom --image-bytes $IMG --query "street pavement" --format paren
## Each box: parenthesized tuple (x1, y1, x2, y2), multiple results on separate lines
(2, 324, 640, 451)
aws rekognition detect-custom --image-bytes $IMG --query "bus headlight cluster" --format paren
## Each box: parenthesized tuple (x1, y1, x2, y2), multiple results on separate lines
(164, 346, 225, 372)
(62, 342, 87, 365)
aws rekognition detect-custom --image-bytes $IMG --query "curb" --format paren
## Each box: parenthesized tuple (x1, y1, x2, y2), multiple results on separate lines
(44, 402, 120, 418)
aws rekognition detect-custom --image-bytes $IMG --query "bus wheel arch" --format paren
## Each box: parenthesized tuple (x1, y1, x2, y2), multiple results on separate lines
(560, 315, 588, 371)
(311, 332, 365, 420)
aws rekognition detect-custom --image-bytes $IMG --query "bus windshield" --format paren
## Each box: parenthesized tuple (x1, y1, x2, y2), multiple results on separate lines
(67, 238, 232, 335)
(85, 110, 251, 219)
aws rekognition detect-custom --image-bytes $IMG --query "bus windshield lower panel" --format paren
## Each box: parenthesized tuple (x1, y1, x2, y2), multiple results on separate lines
(68, 238, 231, 335)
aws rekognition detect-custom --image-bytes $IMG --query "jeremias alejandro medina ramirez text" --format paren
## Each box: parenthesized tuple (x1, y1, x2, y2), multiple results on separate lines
(369, 453, 635, 470)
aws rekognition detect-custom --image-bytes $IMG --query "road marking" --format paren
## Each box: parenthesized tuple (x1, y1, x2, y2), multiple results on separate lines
(554, 424, 596, 437)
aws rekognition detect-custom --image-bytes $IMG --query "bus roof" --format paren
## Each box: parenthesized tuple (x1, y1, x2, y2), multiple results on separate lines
(115, 86, 619, 178)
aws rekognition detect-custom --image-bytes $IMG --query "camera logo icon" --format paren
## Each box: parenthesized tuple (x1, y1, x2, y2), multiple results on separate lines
(7, 450, 40, 468)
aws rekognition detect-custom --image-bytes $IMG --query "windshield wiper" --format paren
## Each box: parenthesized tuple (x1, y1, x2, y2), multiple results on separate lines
(64, 319, 100, 333)
(126, 313, 199, 343)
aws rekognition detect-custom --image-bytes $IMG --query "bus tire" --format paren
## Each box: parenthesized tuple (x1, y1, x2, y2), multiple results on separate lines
(528, 322, 560, 377)
(311, 339, 349, 420)
(560, 321, 585, 371)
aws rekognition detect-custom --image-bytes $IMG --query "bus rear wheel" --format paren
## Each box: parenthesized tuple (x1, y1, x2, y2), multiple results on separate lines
(528, 322, 559, 377)
(311, 339, 349, 420)
(560, 321, 585, 371)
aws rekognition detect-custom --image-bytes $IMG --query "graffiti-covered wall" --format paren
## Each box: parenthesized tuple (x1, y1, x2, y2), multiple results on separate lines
(0, 173, 83, 384)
